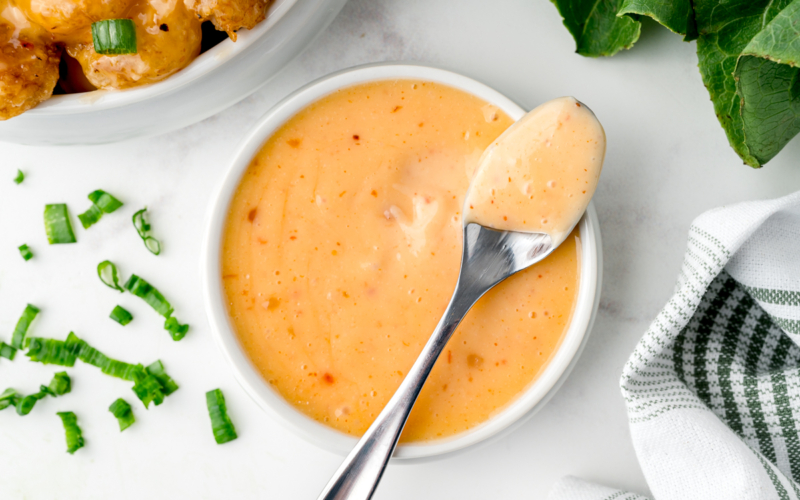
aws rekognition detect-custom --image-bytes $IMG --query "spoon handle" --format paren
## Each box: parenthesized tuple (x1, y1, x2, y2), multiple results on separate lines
(316, 284, 480, 500)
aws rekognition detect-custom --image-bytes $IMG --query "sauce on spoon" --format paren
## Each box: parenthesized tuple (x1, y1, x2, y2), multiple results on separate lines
(464, 96, 605, 245)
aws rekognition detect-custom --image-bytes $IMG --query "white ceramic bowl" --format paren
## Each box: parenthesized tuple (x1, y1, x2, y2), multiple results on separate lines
(202, 64, 603, 460)
(0, 0, 347, 146)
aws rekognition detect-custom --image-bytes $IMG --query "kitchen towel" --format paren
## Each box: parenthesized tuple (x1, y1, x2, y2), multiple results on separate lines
(549, 190, 800, 500)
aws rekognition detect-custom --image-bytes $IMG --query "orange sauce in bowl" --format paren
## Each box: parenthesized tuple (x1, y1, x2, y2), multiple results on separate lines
(221, 80, 581, 442)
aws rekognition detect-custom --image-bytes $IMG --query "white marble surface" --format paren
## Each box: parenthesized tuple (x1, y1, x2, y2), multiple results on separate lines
(2, 1, 800, 498)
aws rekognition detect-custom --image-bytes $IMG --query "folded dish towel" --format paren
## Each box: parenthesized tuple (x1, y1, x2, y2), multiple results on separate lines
(549, 191, 800, 500)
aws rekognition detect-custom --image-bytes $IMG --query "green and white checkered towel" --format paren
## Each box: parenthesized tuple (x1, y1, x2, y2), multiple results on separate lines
(550, 191, 800, 500)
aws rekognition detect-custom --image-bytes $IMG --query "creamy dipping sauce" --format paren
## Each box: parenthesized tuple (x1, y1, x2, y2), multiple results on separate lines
(222, 81, 581, 442)
(464, 97, 605, 245)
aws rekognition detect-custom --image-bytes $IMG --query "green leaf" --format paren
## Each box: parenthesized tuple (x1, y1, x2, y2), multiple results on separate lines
(550, 0, 641, 57)
(618, 0, 696, 39)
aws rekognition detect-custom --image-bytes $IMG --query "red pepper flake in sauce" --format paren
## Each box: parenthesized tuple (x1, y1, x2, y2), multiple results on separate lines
(247, 208, 257, 222)
(286, 138, 302, 148)
(322, 373, 335, 384)
(392, 106, 402, 113)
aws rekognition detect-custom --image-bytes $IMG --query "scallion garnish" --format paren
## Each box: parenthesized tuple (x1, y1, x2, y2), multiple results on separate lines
(17, 372, 71, 416)
(13, 169, 24, 184)
(109, 398, 135, 431)
(18, 244, 33, 261)
(11, 304, 40, 350)
(69, 332, 142, 381)
(124, 274, 189, 340)
(92, 19, 137, 55)
(132, 208, 161, 255)
(132, 370, 165, 408)
(98, 260, 124, 292)
(206, 389, 237, 444)
(145, 360, 178, 396)
(110, 305, 133, 326)
(25, 337, 78, 366)
(0, 342, 17, 360)
(88, 190, 123, 213)
(78, 190, 123, 229)
(44, 204, 76, 244)
(0, 389, 20, 410)
(77, 204, 103, 229)
(49, 372, 71, 395)
(56, 411, 85, 454)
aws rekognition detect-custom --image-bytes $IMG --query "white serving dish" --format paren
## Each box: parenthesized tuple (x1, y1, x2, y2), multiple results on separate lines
(0, 0, 348, 145)
(201, 63, 603, 461)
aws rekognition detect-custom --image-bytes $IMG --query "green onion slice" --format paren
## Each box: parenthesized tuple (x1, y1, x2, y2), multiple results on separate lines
(206, 388, 238, 444)
(16, 373, 70, 416)
(92, 19, 137, 55)
(98, 260, 124, 292)
(164, 316, 189, 341)
(49, 371, 71, 396)
(69, 332, 142, 381)
(146, 360, 178, 396)
(110, 305, 133, 326)
(26, 336, 79, 366)
(79, 190, 123, 229)
(11, 304, 40, 349)
(78, 204, 103, 229)
(132, 371, 165, 408)
(88, 190, 123, 213)
(132, 208, 162, 255)
(124, 274, 171, 316)
(13, 169, 24, 184)
(57, 411, 85, 454)
(0, 389, 20, 411)
(0, 342, 17, 360)
(44, 204, 76, 244)
(109, 398, 135, 431)
(18, 244, 33, 261)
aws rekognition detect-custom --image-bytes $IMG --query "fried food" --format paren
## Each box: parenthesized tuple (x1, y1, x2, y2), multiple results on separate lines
(0, 1, 60, 120)
(12, 0, 134, 35)
(66, 0, 201, 89)
(184, 0, 270, 41)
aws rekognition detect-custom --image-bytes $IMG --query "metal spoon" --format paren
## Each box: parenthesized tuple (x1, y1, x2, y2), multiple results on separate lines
(317, 222, 556, 500)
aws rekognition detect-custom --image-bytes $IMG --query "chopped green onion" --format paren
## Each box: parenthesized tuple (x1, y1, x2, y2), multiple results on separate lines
(17, 373, 71, 416)
(110, 305, 133, 326)
(78, 204, 103, 229)
(0, 389, 20, 410)
(0, 342, 17, 360)
(88, 190, 123, 213)
(56, 411, 85, 454)
(109, 398, 135, 431)
(132, 370, 165, 408)
(25, 337, 78, 366)
(145, 360, 178, 396)
(68, 332, 142, 381)
(206, 389, 237, 444)
(49, 371, 71, 396)
(132, 208, 162, 255)
(92, 19, 137, 55)
(124, 274, 189, 340)
(79, 190, 123, 229)
(11, 304, 40, 349)
(44, 204, 76, 244)
(98, 260, 124, 292)
(13, 169, 24, 184)
(18, 244, 33, 261)
(164, 316, 189, 341)
(124, 274, 171, 316)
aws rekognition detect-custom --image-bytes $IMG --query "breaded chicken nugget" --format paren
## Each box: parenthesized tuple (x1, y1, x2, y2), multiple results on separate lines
(184, 0, 271, 41)
(13, 0, 134, 35)
(67, 0, 201, 89)
(0, 2, 60, 120)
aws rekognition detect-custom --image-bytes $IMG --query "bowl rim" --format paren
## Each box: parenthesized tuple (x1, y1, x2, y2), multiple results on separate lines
(201, 63, 602, 460)
(24, 0, 299, 116)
